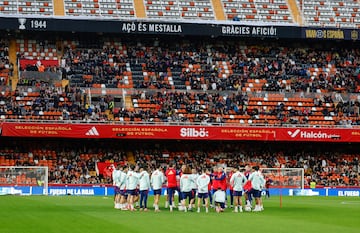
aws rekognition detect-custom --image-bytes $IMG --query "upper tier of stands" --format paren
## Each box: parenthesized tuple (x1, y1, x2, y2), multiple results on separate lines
(0, 0, 53, 16)
(223, 0, 293, 23)
(64, 0, 135, 18)
(0, 0, 359, 28)
(144, 0, 215, 20)
(300, 0, 360, 28)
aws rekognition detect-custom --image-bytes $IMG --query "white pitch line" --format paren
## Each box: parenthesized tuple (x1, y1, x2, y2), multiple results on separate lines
(340, 201, 360, 205)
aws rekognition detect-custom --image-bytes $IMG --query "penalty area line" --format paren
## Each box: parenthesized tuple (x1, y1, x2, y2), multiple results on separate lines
(340, 201, 360, 205)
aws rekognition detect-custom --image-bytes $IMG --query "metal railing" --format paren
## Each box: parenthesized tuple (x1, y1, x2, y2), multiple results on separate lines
(1, 118, 360, 129)
(19, 71, 62, 82)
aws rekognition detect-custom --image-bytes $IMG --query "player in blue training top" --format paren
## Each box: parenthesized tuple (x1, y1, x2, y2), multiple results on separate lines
(138, 165, 151, 211)
(230, 166, 247, 213)
(151, 166, 165, 212)
(248, 166, 265, 212)
(196, 167, 211, 213)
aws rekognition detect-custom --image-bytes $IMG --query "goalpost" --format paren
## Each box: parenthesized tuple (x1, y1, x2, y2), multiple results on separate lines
(0, 166, 49, 195)
(261, 168, 305, 207)
(261, 168, 305, 189)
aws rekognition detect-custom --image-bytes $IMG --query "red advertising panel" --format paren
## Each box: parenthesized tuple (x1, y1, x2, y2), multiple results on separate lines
(19, 59, 59, 69)
(276, 127, 360, 142)
(1, 122, 360, 142)
(0, 122, 276, 141)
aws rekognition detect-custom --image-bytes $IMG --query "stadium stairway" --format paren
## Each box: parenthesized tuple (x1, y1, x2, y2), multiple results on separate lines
(286, 0, 303, 25)
(8, 39, 18, 90)
(125, 95, 133, 109)
(211, 0, 226, 20)
(104, 109, 114, 121)
(53, 0, 65, 16)
(126, 151, 136, 164)
(133, 0, 146, 18)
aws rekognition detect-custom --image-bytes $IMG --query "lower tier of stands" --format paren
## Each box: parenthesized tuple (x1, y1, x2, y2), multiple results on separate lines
(0, 139, 358, 187)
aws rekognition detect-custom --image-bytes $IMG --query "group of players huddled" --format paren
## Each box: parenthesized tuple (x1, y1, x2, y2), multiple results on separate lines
(112, 163, 266, 213)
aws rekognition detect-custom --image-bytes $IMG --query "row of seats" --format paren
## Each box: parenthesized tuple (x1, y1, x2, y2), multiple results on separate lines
(126, 90, 360, 126)
(145, 0, 215, 19)
(64, 0, 135, 17)
(16, 39, 58, 62)
(224, 0, 293, 23)
(0, 0, 359, 28)
(0, 0, 53, 15)
(301, 0, 360, 28)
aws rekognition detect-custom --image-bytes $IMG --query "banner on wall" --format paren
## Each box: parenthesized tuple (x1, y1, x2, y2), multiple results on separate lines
(95, 162, 127, 177)
(0, 16, 300, 39)
(0, 185, 359, 197)
(302, 28, 359, 41)
(0, 17, 359, 40)
(3, 122, 360, 142)
(19, 59, 59, 69)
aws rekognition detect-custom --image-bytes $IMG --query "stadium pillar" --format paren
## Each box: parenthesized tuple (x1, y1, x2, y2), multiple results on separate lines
(286, 0, 303, 25)
(133, 0, 146, 18)
(53, 0, 65, 16)
(211, 0, 226, 20)
(8, 39, 18, 90)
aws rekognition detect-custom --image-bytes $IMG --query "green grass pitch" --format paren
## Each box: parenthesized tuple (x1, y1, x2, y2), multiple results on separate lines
(0, 195, 359, 233)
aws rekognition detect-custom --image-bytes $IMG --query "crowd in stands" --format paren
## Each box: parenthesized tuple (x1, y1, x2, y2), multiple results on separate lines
(0, 36, 359, 125)
(0, 139, 359, 187)
(59, 37, 360, 125)
(1, 36, 360, 188)
(0, 39, 11, 86)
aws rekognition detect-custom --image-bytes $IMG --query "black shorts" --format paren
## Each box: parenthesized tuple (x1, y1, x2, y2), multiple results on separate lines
(182, 191, 193, 200)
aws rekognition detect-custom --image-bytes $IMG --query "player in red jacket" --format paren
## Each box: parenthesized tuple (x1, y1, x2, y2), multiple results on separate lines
(165, 163, 178, 212)
(243, 164, 253, 209)
(216, 167, 227, 191)
(227, 168, 235, 208)
(211, 166, 227, 206)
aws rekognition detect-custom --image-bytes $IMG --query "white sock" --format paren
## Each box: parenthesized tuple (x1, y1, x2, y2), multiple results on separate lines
(205, 207, 209, 213)
(234, 206, 238, 212)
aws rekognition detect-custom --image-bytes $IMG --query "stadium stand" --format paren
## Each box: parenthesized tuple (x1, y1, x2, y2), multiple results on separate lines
(64, 0, 135, 18)
(16, 39, 58, 62)
(223, 0, 293, 23)
(0, 35, 359, 126)
(300, 0, 360, 28)
(0, 0, 359, 28)
(0, 0, 53, 16)
(0, 139, 358, 186)
(144, 0, 215, 20)
(0, 1, 359, 189)
(0, 39, 11, 88)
